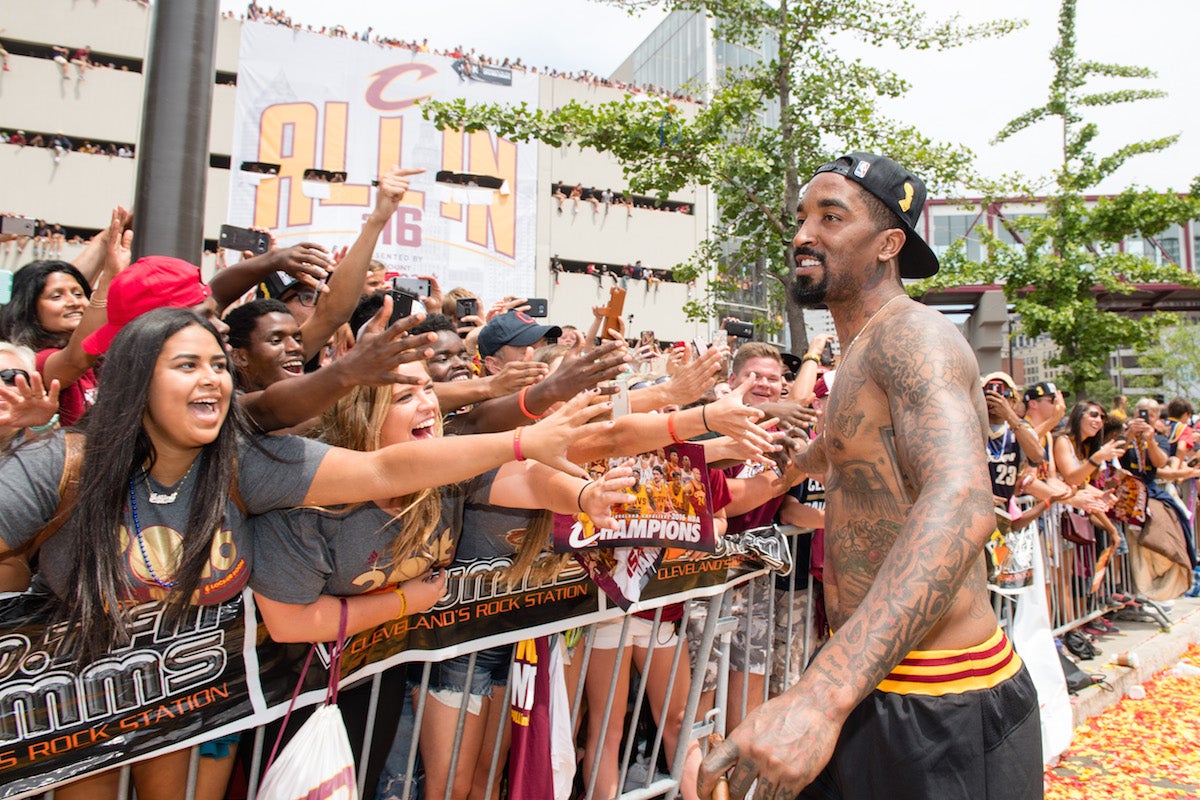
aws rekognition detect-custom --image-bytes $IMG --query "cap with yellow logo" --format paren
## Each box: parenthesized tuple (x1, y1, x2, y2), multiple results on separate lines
(811, 152, 940, 279)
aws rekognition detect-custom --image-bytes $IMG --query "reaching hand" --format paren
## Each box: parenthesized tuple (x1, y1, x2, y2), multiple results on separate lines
(580, 463, 637, 530)
(102, 207, 133, 277)
(489, 360, 549, 397)
(519, 391, 613, 477)
(757, 401, 819, 432)
(373, 165, 425, 222)
(661, 347, 724, 406)
(342, 295, 436, 384)
(703, 381, 770, 455)
(0, 372, 60, 430)
(1093, 438, 1126, 464)
(539, 339, 629, 402)
(270, 242, 332, 286)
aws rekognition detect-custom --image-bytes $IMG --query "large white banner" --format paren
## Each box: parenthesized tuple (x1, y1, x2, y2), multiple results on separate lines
(228, 23, 538, 301)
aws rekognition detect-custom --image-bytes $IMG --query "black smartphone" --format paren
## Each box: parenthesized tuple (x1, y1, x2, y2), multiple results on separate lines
(0, 217, 35, 237)
(820, 340, 835, 367)
(218, 224, 271, 255)
(725, 321, 754, 339)
(455, 297, 479, 319)
(526, 297, 548, 318)
(388, 289, 417, 326)
(1138, 409, 1151, 422)
(392, 276, 432, 298)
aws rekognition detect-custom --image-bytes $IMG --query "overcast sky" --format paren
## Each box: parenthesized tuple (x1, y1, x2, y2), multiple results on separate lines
(220, 0, 1199, 195)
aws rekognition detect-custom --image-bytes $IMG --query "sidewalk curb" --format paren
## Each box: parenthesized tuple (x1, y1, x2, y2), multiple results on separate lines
(1070, 604, 1200, 727)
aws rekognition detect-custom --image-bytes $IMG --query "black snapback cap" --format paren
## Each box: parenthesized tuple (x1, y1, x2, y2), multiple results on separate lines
(811, 152, 939, 279)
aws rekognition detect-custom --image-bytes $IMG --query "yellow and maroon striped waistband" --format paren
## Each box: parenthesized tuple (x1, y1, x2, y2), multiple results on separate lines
(876, 628, 1022, 696)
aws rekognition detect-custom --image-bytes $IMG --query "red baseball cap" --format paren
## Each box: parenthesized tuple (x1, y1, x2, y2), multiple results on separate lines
(82, 256, 211, 355)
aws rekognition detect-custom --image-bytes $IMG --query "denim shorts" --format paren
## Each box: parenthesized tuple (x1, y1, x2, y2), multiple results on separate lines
(421, 643, 513, 699)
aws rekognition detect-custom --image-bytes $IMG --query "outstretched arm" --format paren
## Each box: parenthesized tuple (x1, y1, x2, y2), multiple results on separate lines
(303, 391, 611, 507)
(298, 166, 424, 361)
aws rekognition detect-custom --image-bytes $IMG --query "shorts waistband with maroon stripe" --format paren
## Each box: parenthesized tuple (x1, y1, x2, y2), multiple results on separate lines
(876, 628, 1022, 696)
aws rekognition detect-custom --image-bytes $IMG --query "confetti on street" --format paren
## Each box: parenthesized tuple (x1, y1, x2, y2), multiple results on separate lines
(1045, 643, 1200, 798)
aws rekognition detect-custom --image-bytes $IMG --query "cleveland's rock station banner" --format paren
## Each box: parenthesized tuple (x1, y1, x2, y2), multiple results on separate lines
(0, 543, 773, 797)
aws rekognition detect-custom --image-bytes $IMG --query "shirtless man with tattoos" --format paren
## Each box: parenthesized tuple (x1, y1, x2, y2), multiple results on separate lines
(697, 153, 1042, 800)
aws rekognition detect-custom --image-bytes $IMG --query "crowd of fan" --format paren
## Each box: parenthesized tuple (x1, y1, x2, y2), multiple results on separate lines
(0, 129, 134, 162)
(0, 166, 825, 799)
(978, 371, 1199, 680)
(224, 2, 704, 104)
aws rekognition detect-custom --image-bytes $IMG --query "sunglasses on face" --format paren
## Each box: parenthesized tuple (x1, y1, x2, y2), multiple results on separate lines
(1085, 410, 1105, 419)
(0, 368, 30, 387)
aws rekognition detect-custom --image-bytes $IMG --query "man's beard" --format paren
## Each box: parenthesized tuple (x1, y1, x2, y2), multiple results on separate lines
(789, 269, 829, 307)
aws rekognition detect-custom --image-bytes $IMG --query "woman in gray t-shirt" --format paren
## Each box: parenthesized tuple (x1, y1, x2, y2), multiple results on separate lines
(249, 360, 636, 800)
(0, 309, 618, 800)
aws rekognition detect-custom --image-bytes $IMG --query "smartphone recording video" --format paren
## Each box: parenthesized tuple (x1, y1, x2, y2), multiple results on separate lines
(218, 224, 271, 255)
(388, 289, 417, 326)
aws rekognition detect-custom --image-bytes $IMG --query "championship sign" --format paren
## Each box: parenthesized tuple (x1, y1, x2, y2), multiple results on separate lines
(228, 23, 539, 303)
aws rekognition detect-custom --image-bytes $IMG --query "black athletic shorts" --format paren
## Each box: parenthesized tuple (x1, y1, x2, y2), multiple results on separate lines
(798, 628, 1043, 800)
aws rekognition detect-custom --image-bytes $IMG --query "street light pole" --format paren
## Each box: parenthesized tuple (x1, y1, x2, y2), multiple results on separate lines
(131, 0, 220, 262)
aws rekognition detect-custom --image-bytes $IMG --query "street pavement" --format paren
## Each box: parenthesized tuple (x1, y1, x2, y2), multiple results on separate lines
(1045, 596, 1200, 797)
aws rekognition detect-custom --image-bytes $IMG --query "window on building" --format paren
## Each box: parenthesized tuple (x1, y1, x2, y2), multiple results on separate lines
(1126, 224, 1182, 266)
(931, 214, 984, 261)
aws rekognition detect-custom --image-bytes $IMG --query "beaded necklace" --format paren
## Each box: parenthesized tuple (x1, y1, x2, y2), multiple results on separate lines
(128, 480, 177, 589)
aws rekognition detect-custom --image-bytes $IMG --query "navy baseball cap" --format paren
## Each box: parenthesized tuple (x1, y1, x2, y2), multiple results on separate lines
(811, 152, 939, 279)
(477, 311, 561, 358)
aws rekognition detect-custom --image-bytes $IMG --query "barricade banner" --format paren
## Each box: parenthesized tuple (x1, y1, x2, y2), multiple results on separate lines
(0, 543, 773, 797)
(228, 22, 539, 303)
(0, 593, 252, 799)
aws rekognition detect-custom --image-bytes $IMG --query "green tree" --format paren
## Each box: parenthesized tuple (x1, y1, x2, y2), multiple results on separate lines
(1137, 323, 1200, 401)
(423, 0, 1017, 353)
(912, 0, 1200, 398)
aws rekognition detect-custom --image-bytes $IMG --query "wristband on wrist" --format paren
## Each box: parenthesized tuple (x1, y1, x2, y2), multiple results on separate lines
(667, 411, 686, 444)
(1087, 454, 1100, 467)
(701, 404, 713, 433)
(800, 353, 820, 365)
(512, 427, 526, 461)
(576, 480, 595, 513)
(29, 413, 59, 434)
(518, 386, 542, 420)
(393, 587, 408, 618)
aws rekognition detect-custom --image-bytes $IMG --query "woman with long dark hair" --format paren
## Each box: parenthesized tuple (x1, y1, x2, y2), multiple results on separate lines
(0, 260, 100, 425)
(0, 308, 608, 799)
(1053, 401, 1126, 624)
(1053, 401, 1125, 487)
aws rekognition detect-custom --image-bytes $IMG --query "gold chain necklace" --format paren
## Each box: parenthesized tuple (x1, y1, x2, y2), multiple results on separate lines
(837, 294, 906, 366)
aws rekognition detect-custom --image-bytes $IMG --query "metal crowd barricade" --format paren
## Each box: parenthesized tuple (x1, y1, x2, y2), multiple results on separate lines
(989, 500, 1141, 640)
(34, 497, 1174, 800)
(34, 529, 823, 800)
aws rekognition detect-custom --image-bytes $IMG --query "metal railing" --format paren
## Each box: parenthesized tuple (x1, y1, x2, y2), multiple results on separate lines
(35, 495, 1195, 800)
